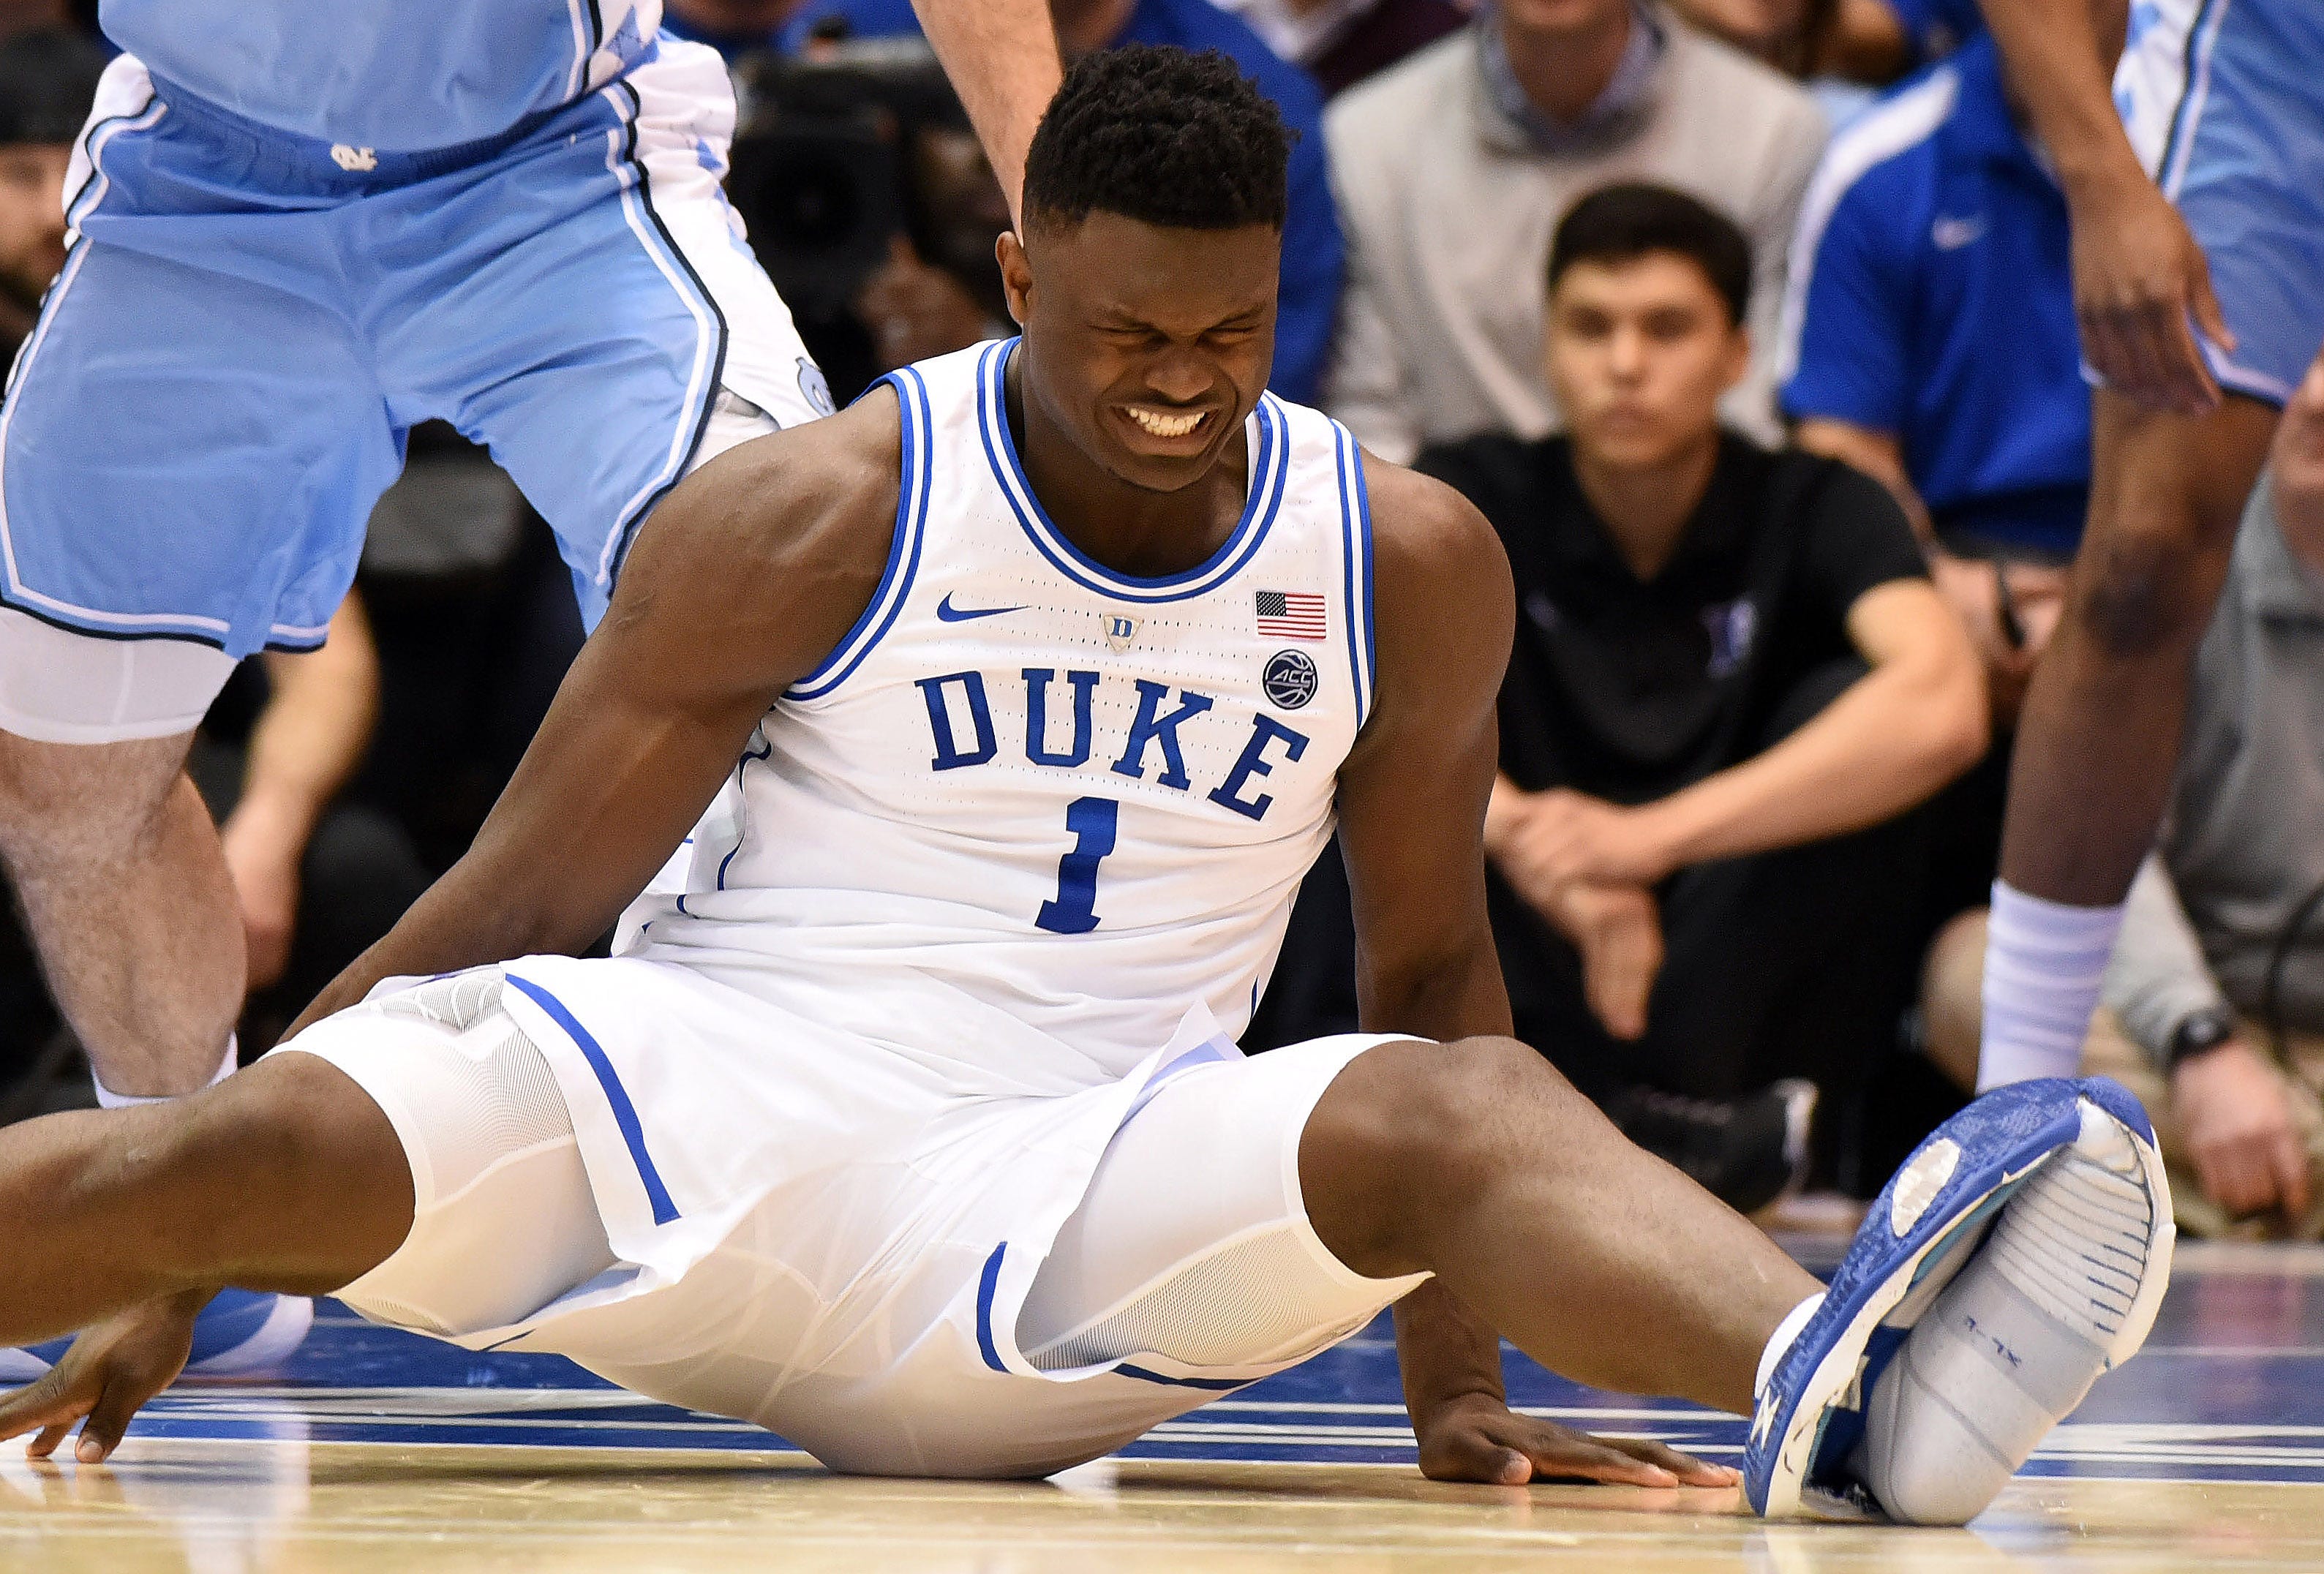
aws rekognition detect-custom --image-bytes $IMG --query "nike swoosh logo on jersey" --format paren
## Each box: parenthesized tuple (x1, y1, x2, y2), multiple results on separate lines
(936, 594, 1026, 622)
(1931, 214, 1986, 250)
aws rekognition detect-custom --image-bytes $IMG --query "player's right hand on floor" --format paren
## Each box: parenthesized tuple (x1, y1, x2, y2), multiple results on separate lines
(0, 1290, 208, 1463)
(1413, 1392, 1736, 1489)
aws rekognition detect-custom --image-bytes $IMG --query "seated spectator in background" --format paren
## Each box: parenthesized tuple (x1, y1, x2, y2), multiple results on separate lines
(1324, 0, 1825, 462)
(189, 593, 430, 1055)
(1424, 185, 1984, 1206)
(1921, 361, 2324, 1240)
(1214, 0, 1467, 97)
(661, 0, 802, 59)
(1669, 0, 1977, 83)
(0, 26, 104, 366)
(1781, 27, 2081, 727)
(783, 0, 1344, 402)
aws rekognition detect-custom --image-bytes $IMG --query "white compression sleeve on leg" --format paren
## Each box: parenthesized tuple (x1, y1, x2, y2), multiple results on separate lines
(93, 1035, 236, 1108)
(1977, 881, 2124, 1091)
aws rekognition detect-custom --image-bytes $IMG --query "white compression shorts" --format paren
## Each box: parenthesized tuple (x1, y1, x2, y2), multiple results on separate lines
(284, 968, 1429, 1470)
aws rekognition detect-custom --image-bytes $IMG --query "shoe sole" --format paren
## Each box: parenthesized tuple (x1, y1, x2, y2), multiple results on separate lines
(1750, 1081, 2174, 1520)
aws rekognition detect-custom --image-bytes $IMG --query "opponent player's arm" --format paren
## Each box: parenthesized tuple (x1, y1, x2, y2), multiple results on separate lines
(912, 0, 1062, 230)
(1330, 457, 1536, 1480)
(1982, 0, 2229, 412)
(285, 397, 903, 1036)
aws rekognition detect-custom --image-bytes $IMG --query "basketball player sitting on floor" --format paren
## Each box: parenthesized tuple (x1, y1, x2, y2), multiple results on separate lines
(0, 49, 2168, 1523)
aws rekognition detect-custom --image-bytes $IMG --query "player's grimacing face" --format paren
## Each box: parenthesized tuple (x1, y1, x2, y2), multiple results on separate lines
(1002, 211, 1278, 492)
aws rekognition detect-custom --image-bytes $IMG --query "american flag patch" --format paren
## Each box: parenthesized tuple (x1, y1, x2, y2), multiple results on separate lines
(1256, 590, 1327, 641)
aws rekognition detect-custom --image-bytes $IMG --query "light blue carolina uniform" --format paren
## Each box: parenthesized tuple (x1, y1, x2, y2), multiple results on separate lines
(2116, 0, 2324, 404)
(0, 6, 828, 665)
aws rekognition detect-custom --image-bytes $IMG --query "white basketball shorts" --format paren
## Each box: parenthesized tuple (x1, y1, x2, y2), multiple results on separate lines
(277, 960, 1429, 1477)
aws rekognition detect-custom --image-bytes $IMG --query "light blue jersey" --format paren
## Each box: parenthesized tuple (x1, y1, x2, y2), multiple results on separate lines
(2115, 0, 2324, 404)
(99, 1, 663, 151)
(0, 41, 830, 670)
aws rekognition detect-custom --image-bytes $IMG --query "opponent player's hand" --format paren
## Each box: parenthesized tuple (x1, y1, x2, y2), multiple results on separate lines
(2172, 1041, 2313, 1221)
(0, 1290, 206, 1464)
(1413, 1391, 1736, 1488)
(2066, 165, 2235, 415)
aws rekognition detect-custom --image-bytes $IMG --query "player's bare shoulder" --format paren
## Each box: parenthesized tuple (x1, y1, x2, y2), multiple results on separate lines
(1356, 449, 1515, 715)
(603, 386, 909, 693)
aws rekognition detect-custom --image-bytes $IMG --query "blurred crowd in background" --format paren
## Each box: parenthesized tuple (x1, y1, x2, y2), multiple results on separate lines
(3, 0, 2319, 1240)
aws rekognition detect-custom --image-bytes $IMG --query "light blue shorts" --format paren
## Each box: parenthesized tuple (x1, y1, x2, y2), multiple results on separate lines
(0, 38, 829, 677)
(2117, 0, 2324, 404)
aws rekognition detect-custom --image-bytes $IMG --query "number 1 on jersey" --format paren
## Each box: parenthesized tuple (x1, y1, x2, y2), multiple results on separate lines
(1037, 796, 1119, 934)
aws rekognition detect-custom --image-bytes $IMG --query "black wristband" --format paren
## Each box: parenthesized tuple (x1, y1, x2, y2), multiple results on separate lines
(2165, 1006, 2239, 1072)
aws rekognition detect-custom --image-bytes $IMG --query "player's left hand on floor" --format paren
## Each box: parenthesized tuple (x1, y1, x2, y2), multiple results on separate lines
(0, 1291, 207, 1464)
(1413, 1393, 1737, 1489)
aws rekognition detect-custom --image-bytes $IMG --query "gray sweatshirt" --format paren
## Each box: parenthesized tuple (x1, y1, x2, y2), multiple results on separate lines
(2105, 475, 2324, 1061)
(1320, 8, 1827, 462)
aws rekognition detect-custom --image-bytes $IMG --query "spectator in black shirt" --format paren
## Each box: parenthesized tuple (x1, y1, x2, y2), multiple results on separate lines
(1423, 184, 1985, 1205)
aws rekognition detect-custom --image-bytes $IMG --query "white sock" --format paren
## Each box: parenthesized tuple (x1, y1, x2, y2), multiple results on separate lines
(1977, 881, 2123, 1092)
(1756, 1291, 1826, 1399)
(93, 1035, 237, 1108)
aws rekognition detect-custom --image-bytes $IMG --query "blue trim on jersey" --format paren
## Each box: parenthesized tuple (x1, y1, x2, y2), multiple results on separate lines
(974, 1242, 1009, 1372)
(1353, 433, 1377, 723)
(503, 974, 681, 1226)
(1331, 422, 1377, 728)
(1113, 1364, 1256, 1392)
(785, 366, 933, 700)
(976, 340, 1290, 604)
(598, 75, 729, 593)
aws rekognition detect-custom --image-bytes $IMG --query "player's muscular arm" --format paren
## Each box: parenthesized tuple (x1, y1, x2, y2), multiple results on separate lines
(1332, 458, 1536, 1482)
(1334, 462, 1515, 1047)
(285, 396, 906, 1037)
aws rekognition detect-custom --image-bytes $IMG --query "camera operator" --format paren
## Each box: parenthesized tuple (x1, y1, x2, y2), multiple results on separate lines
(728, 42, 1019, 402)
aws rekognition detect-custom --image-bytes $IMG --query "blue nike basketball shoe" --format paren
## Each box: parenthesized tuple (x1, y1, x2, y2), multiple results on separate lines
(1745, 1077, 2172, 1523)
(0, 1289, 313, 1382)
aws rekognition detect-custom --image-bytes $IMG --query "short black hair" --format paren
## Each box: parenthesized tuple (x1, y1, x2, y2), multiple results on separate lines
(1022, 45, 1290, 233)
(0, 27, 106, 148)
(1547, 183, 1753, 326)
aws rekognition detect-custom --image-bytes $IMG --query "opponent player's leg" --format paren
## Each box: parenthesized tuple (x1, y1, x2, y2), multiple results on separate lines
(1981, 0, 2324, 1087)
(380, 38, 830, 633)
(1977, 391, 2274, 1088)
(0, 720, 240, 1098)
(1296, 1036, 1816, 1417)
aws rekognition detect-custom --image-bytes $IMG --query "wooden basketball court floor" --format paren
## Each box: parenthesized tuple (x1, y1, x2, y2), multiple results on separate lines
(7, 1238, 2321, 1571)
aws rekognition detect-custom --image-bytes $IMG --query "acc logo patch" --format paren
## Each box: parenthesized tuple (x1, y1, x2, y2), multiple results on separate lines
(1263, 648, 1319, 710)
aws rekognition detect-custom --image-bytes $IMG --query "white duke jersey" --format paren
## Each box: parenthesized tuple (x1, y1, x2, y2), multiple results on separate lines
(628, 339, 1379, 1082)
(99, 1, 661, 151)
